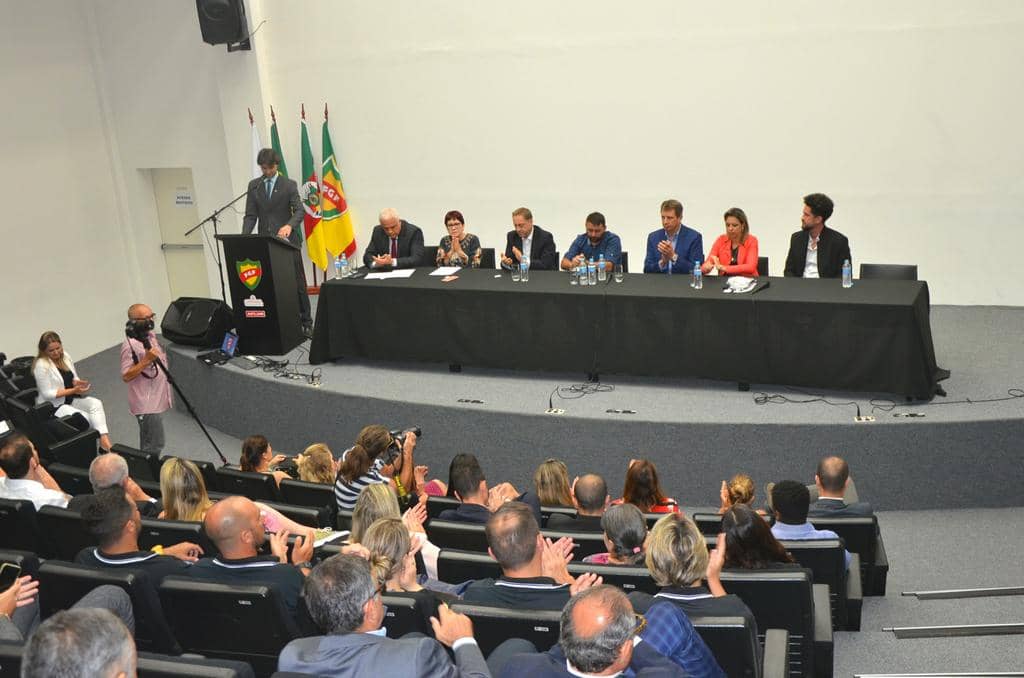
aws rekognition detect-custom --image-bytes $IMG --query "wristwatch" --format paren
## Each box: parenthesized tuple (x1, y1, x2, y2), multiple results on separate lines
(294, 561, 314, 570)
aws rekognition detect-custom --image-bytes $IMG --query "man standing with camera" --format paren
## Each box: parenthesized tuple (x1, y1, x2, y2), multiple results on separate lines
(120, 304, 172, 453)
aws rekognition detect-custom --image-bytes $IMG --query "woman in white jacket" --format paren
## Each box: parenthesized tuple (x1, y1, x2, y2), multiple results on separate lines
(32, 331, 113, 452)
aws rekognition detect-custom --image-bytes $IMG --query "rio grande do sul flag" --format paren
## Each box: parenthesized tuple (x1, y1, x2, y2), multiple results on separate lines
(248, 108, 262, 179)
(269, 106, 289, 178)
(321, 104, 356, 258)
(298, 104, 327, 270)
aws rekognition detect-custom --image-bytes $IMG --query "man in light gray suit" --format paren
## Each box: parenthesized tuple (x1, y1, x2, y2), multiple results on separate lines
(242, 147, 312, 336)
(278, 553, 492, 677)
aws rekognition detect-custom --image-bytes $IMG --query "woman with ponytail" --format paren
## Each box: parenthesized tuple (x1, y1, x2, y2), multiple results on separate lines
(582, 503, 649, 566)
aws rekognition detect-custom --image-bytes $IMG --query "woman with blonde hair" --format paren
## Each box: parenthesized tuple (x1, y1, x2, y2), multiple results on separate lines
(533, 459, 573, 508)
(627, 513, 754, 632)
(348, 484, 440, 581)
(157, 457, 313, 540)
(32, 331, 113, 452)
(296, 443, 338, 485)
(363, 518, 456, 627)
(717, 473, 768, 515)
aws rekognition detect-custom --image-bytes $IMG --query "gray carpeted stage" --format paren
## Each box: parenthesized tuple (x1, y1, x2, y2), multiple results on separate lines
(78, 304, 1024, 511)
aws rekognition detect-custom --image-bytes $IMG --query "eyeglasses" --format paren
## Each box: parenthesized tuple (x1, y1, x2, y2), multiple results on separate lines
(633, 614, 647, 635)
(366, 583, 385, 605)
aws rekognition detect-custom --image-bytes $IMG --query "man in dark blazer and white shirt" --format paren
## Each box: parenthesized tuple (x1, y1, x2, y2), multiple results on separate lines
(242, 148, 312, 334)
(783, 193, 851, 279)
(501, 207, 558, 271)
(363, 207, 426, 268)
(277, 553, 492, 677)
(808, 455, 873, 517)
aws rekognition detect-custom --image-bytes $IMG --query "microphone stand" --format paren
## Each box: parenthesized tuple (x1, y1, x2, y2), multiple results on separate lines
(185, 190, 248, 307)
(142, 336, 228, 466)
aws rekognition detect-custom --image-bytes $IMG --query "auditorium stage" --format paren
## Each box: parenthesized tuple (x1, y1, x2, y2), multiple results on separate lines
(107, 303, 1016, 513)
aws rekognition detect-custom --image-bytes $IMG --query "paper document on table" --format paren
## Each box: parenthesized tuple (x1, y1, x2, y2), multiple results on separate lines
(313, 529, 350, 548)
(365, 269, 417, 280)
(431, 266, 462, 276)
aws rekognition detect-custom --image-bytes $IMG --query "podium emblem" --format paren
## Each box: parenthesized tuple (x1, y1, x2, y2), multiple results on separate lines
(236, 259, 263, 291)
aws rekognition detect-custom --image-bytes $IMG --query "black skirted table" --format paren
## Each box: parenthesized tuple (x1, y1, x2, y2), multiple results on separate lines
(309, 269, 946, 398)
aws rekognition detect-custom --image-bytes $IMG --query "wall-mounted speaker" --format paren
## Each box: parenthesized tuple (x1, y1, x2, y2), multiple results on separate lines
(196, 0, 251, 51)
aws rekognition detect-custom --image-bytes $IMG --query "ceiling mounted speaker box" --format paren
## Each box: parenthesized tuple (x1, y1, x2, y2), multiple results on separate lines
(161, 298, 233, 348)
(196, 0, 251, 51)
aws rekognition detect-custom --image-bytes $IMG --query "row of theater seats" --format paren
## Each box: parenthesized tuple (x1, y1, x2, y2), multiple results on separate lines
(0, 548, 788, 678)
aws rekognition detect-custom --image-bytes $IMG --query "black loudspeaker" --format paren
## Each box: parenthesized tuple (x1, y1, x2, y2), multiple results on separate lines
(195, 0, 250, 48)
(161, 298, 233, 348)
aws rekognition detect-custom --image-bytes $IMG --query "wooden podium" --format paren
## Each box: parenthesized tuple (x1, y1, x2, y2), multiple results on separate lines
(217, 234, 304, 356)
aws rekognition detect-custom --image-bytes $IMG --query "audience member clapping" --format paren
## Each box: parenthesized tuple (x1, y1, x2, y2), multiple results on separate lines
(582, 503, 648, 566)
(439, 453, 543, 525)
(350, 483, 441, 583)
(720, 504, 795, 569)
(628, 514, 755, 632)
(717, 473, 766, 515)
(460, 502, 602, 610)
(616, 459, 679, 514)
(534, 458, 573, 508)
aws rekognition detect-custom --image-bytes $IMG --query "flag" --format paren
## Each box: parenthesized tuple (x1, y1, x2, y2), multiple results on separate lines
(299, 105, 327, 270)
(248, 108, 262, 179)
(320, 104, 357, 259)
(269, 106, 289, 178)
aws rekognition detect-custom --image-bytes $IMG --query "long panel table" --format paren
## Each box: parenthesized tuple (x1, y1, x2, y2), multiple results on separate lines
(309, 269, 946, 398)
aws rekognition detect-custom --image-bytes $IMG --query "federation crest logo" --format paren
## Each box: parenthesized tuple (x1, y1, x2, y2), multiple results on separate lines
(236, 259, 262, 291)
(299, 180, 321, 219)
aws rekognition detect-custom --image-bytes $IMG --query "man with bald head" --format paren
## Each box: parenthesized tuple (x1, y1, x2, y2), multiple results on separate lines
(499, 585, 687, 677)
(809, 455, 873, 517)
(188, 496, 315, 625)
(120, 303, 172, 453)
(546, 473, 609, 531)
(363, 207, 425, 269)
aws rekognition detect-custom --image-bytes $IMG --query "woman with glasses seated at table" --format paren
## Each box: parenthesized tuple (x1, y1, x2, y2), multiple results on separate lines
(435, 210, 482, 268)
(700, 207, 759, 277)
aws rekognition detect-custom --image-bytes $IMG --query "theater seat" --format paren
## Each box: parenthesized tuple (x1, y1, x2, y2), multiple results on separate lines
(720, 568, 832, 678)
(136, 652, 256, 678)
(540, 505, 576, 526)
(437, 548, 501, 584)
(38, 560, 180, 655)
(137, 518, 218, 559)
(451, 604, 561, 657)
(0, 640, 22, 677)
(0, 498, 42, 553)
(566, 562, 658, 595)
(2, 395, 98, 468)
(425, 520, 490, 552)
(425, 495, 460, 520)
(279, 478, 336, 522)
(809, 515, 888, 596)
(783, 538, 862, 631)
(259, 500, 331, 529)
(540, 529, 608, 561)
(381, 594, 433, 638)
(214, 467, 280, 501)
(46, 463, 93, 496)
(159, 577, 300, 677)
(111, 443, 163, 482)
(35, 505, 96, 561)
(692, 615, 788, 678)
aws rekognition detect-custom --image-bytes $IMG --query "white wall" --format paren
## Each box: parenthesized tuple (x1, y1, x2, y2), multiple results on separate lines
(245, 0, 1024, 304)
(3, 1, 1022, 363)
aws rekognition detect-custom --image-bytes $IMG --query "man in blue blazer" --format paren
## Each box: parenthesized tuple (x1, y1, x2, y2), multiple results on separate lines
(643, 199, 703, 275)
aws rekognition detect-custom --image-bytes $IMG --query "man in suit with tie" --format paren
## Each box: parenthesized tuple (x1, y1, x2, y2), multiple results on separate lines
(501, 207, 558, 271)
(783, 193, 852, 278)
(363, 207, 426, 268)
(242, 148, 312, 336)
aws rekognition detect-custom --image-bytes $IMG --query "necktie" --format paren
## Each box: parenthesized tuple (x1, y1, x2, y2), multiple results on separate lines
(264, 178, 272, 199)
(390, 237, 398, 259)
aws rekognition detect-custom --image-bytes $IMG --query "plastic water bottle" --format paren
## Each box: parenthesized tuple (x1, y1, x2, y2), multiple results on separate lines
(690, 261, 698, 287)
(842, 259, 853, 288)
(569, 261, 578, 285)
(335, 254, 346, 279)
(694, 264, 703, 290)
(521, 255, 530, 282)
(587, 258, 596, 285)
(597, 254, 607, 282)
(578, 261, 588, 285)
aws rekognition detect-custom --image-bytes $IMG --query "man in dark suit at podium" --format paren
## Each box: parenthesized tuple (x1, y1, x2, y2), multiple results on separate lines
(242, 148, 312, 337)
(363, 207, 425, 268)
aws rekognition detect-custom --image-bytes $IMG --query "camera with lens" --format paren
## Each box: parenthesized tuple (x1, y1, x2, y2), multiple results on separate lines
(384, 427, 422, 464)
(125, 317, 155, 342)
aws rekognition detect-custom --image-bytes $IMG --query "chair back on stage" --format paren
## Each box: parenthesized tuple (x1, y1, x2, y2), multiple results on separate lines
(858, 263, 918, 280)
